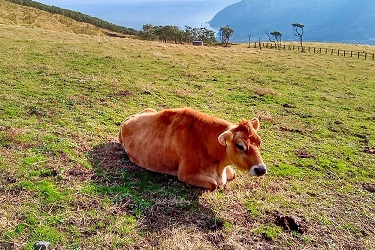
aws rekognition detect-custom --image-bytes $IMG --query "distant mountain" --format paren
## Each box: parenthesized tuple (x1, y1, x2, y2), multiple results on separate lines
(209, 0, 375, 44)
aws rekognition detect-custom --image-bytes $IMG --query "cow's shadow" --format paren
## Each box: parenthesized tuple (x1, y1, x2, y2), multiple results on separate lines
(88, 142, 225, 233)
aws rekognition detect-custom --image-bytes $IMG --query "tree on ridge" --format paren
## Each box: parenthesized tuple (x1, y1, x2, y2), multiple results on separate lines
(219, 25, 234, 47)
(292, 23, 305, 51)
(266, 31, 282, 48)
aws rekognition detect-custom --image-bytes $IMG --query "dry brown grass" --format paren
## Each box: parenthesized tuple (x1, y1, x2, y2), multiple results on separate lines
(0, 0, 105, 35)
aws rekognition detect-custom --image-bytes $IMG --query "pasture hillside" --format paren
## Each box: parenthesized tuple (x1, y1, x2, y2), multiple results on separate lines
(0, 9, 375, 250)
(0, 0, 107, 35)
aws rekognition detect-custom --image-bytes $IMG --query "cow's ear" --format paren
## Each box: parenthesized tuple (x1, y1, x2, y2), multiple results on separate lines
(218, 131, 233, 146)
(251, 117, 260, 131)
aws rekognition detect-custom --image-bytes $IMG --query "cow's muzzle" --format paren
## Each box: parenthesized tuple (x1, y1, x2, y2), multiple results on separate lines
(249, 164, 267, 176)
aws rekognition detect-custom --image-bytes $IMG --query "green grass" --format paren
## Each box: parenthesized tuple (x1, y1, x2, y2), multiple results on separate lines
(0, 19, 375, 249)
(253, 223, 282, 241)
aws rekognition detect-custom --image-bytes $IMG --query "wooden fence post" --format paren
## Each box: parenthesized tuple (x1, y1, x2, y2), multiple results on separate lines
(270, 44, 371, 60)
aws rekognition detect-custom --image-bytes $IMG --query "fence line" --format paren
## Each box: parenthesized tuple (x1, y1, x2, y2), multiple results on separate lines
(253, 42, 375, 60)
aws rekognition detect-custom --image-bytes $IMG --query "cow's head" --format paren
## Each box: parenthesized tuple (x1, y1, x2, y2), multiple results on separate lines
(218, 118, 267, 176)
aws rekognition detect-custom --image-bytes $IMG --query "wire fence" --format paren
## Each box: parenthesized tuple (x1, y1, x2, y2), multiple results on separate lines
(253, 42, 375, 60)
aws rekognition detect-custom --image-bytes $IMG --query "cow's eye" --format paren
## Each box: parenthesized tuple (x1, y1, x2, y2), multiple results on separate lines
(236, 143, 246, 151)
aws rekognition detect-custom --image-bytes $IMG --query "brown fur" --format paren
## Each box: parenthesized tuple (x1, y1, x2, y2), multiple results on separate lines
(118, 108, 266, 190)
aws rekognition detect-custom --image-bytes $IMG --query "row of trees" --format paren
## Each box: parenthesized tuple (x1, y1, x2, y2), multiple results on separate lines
(139, 25, 217, 44)
(264, 23, 305, 49)
(139, 24, 237, 47)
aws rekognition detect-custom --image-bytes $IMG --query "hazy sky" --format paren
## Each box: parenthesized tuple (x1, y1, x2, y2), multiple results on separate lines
(36, 0, 241, 29)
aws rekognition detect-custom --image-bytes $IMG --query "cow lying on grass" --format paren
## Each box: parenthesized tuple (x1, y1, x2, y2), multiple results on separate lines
(118, 108, 267, 190)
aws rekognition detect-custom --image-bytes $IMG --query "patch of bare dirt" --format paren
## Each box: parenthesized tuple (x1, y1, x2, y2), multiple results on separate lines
(279, 126, 304, 134)
(363, 146, 375, 154)
(294, 148, 315, 159)
(67, 165, 93, 182)
(0, 169, 17, 186)
(282, 103, 296, 109)
(253, 87, 277, 97)
(257, 111, 274, 123)
(272, 211, 307, 234)
(27, 107, 46, 117)
(362, 182, 375, 192)
(110, 90, 133, 98)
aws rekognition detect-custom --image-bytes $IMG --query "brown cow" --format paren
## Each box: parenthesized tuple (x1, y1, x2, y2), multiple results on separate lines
(118, 108, 267, 190)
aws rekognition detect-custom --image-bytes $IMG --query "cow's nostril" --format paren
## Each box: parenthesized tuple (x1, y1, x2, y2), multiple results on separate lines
(254, 165, 267, 176)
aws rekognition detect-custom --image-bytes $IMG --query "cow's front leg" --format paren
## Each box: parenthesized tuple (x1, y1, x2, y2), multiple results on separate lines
(178, 171, 218, 191)
(226, 166, 236, 181)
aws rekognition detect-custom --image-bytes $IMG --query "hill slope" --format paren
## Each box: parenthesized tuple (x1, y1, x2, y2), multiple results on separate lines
(209, 0, 375, 44)
(0, 0, 107, 35)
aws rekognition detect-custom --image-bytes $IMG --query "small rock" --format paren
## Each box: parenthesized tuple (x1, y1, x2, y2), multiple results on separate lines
(34, 241, 50, 250)
(0, 126, 8, 131)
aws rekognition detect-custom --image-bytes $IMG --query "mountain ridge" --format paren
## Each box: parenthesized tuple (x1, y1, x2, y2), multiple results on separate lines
(209, 0, 375, 44)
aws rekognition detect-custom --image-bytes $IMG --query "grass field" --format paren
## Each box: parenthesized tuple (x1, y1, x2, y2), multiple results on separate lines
(1, 2, 375, 249)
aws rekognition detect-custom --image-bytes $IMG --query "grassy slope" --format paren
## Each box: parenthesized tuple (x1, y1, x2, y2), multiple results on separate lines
(1, 3, 375, 250)
(0, 0, 106, 35)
